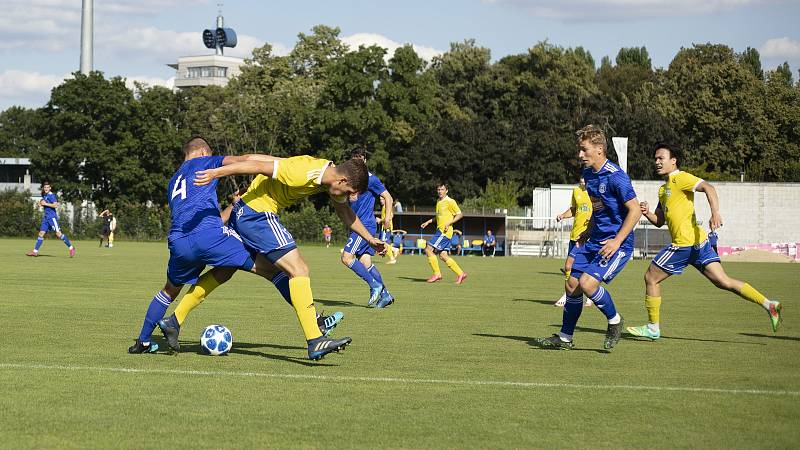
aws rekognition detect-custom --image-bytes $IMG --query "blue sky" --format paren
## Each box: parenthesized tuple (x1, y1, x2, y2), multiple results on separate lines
(0, 0, 798, 111)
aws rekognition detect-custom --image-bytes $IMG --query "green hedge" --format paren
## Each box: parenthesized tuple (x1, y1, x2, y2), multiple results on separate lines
(1, 190, 352, 243)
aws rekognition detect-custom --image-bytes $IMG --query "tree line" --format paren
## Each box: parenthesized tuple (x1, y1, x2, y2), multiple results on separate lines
(1, 25, 798, 210)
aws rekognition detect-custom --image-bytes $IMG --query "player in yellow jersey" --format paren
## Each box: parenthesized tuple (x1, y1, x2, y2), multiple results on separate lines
(554, 177, 593, 307)
(628, 143, 783, 340)
(421, 183, 467, 284)
(159, 154, 384, 360)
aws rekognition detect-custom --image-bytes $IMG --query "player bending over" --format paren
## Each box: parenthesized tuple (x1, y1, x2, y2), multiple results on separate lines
(627, 142, 782, 340)
(158, 153, 384, 360)
(129, 138, 345, 359)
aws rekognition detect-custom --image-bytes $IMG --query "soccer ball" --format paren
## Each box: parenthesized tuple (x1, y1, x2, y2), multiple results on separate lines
(200, 324, 233, 356)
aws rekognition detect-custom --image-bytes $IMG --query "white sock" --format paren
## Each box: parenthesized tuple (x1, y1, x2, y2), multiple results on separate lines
(647, 322, 660, 332)
(558, 332, 573, 342)
(608, 313, 621, 325)
(762, 299, 775, 311)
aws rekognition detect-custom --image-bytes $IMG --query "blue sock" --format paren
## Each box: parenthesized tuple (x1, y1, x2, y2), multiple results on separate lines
(60, 234, 72, 248)
(560, 295, 584, 337)
(34, 237, 44, 251)
(271, 271, 292, 306)
(347, 258, 378, 288)
(368, 265, 384, 286)
(138, 291, 172, 343)
(589, 286, 617, 320)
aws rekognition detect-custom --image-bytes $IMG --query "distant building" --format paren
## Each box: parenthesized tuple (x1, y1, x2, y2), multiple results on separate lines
(167, 54, 244, 89)
(0, 157, 39, 194)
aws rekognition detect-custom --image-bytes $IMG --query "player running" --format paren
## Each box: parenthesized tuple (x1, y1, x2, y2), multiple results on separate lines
(421, 184, 467, 284)
(159, 152, 384, 360)
(340, 148, 396, 308)
(26, 181, 75, 258)
(99, 209, 116, 248)
(627, 142, 782, 340)
(535, 125, 641, 350)
(129, 138, 345, 359)
(379, 196, 397, 264)
(554, 177, 592, 307)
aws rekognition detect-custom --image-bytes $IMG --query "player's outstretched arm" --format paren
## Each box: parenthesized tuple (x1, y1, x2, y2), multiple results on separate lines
(696, 181, 723, 230)
(222, 154, 284, 165)
(332, 200, 386, 253)
(194, 160, 276, 186)
(557, 206, 574, 221)
(380, 190, 394, 229)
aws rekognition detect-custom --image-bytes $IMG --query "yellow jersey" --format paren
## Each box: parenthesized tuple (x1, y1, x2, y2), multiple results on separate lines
(570, 186, 592, 241)
(435, 196, 461, 239)
(380, 201, 393, 230)
(241, 155, 346, 213)
(658, 170, 707, 246)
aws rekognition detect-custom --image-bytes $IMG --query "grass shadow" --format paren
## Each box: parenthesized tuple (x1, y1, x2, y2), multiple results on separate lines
(513, 298, 558, 306)
(473, 332, 611, 354)
(739, 333, 800, 342)
(548, 325, 765, 345)
(314, 298, 371, 309)
(533, 271, 566, 277)
(177, 340, 334, 367)
(397, 276, 429, 283)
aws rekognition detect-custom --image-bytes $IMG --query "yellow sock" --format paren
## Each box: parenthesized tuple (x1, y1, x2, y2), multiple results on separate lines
(289, 276, 322, 341)
(108, 232, 114, 245)
(739, 283, 767, 306)
(388, 247, 396, 262)
(564, 270, 571, 282)
(427, 255, 441, 275)
(645, 295, 662, 325)
(445, 258, 464, 276)
(174, 271, 221, 325)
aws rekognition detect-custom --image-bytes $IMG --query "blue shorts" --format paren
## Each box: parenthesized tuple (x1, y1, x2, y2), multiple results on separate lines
(652, 240, 720, 275)
(570, 240, 633, 284)
(567, 240, 578, 256)
(229, 202, 297, 264)
(167, 227, 254, 286)
(40, 216, 61, 233)
(428, 230, 452, 252)
(343, 231, 376, 257)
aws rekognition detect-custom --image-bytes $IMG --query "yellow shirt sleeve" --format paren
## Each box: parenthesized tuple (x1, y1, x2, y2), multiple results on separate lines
(449, 199, 461, 216)
(675, 171, 703, 193)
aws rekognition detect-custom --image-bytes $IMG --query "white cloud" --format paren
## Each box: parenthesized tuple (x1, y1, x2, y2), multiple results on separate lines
(759, 37, 800, 60)
(124, 75, 175, 91)
(482, 0, 783, 21)
(342, 33, 443, 61)
(0, 70, 69, 99)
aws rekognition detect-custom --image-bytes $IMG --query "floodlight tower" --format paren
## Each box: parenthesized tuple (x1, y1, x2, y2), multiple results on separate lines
(202, 5, 237, 55)
(80, 0, 93, 74)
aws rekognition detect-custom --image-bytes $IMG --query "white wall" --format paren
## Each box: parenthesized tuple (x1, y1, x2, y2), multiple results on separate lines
(547, 180, 800, 247)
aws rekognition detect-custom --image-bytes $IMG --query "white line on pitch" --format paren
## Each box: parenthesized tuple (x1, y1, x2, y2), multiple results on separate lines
(1, 363, 797, 397)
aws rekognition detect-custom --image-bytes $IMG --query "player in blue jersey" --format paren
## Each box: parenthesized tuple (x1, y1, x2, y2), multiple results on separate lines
(26, 181, 75, 258)
(128, 137, 344, 355)
(536, 125, 641, 350)
(340, 148, 395, 308)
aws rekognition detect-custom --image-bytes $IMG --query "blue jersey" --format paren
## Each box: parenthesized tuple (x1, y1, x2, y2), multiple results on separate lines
(582, 160, 637, 248)
(168, 156, 225, 241)
(42, 192, 58, 219)
(347, 173, 387, 234)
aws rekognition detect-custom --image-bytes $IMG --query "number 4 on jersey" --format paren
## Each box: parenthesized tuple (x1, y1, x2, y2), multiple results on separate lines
(172, 174, 187, 200)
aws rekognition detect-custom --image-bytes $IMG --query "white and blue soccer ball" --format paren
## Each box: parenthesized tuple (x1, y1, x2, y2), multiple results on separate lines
(200, 324, 233, 356)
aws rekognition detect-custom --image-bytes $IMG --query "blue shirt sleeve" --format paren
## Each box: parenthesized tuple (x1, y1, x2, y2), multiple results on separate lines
(368, 175, 387, 197)
(612, 172, 637, 204)
(208, 156, 225, 169)
(46, 193, 57, 203)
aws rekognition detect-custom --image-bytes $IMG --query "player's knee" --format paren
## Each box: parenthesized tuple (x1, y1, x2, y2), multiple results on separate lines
(340, 253, 353, 266)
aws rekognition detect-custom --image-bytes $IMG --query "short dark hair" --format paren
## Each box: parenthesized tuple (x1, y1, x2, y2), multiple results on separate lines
(437, 183, 448, 189)
(350, 147, 367, 159)
(653, 142, 682, 167)
(336, 158, 369, 193)
(183, 136, 211, 155)
(42, 180, 51, 186)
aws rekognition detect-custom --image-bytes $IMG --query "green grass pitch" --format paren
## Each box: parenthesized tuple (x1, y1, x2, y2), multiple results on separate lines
(1, 238, 798, 449)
